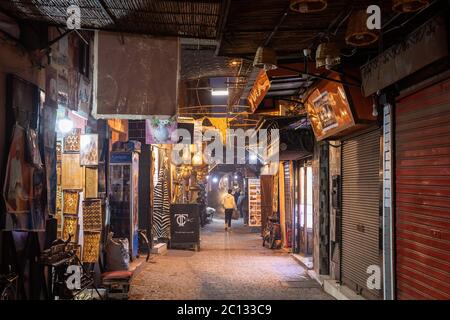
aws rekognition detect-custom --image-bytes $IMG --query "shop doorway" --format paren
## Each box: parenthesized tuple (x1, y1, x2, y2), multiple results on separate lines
(293, 161, 313, 256)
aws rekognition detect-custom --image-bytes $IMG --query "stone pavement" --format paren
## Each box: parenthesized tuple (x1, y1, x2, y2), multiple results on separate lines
(129, 218, 333, 300)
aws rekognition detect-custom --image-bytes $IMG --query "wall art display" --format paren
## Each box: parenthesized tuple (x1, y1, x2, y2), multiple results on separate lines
(56, 162, 61, 186)
(63, 128, 81, 153)
(82, 231, 101, 263)
(85, 167, 98, 198)
(61, 153, 83, 189)
(62, 215, 78, 242)
(248, 178, 262, 227)
(3, 125, 33, 215)
(145, 116, 178, 144)
(57, 68, 69, 109)
(45, 66, 58, 108)
(56, 186, 62, 212)
(82, 199, 102, 231)
(63, 190, 79, 214)
(80, 134, 98, 166)
(78, 76, 92, 116)
(56, 141, 62, 162)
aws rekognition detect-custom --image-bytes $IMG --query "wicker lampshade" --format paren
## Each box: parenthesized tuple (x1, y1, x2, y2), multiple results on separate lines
(392, 0, 430, 12)
(345, 10, 379, 47)
(253, 46, 277, 71)
(316, 42, 340, 69)
(290, 0, 327, 13)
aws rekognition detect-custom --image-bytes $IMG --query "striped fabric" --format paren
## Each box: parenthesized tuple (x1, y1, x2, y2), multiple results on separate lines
(152, 167, 171, 240)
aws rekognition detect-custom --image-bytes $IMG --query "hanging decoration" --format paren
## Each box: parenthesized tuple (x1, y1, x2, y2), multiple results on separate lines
(253, 47, 278, 71)
(290, 0, 328, 13)
(80, 134, 99, 166)
(145, 116, 178, 144)
(82, 231, 101, 263)
(62, 215, 78, 241)
(345, 10, 379, 47)
(63, 128, 81, 152)
(61, 153, 83, 189)
(316, 42, 341, 69)
(152, 165, 171, 240)
(392, 0, 430, 12)
(63, 190, 79, 214)
(82, 199, 102, 231)
(85, 167, 99, 198)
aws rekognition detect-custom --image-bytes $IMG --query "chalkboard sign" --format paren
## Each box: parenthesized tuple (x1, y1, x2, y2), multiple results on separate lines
(170, 204, 200, 250)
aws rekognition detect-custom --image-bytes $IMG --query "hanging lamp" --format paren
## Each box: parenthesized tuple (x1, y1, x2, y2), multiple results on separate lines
(345, 10, 379, 47)
(316, 42, 340, 69)
(253, 46, 278, 71)
(290, 0, 327, 13)
(392, 0, 430, 12)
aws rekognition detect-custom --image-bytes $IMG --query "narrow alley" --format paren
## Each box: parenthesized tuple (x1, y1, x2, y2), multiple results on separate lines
(130, 218, 332, 300)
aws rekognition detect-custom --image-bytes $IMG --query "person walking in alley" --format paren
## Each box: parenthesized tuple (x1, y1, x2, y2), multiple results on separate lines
(222, 189, 237, 231)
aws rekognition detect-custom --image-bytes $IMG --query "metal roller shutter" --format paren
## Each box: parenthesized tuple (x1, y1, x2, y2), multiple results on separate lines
(342, 128, 382, 299)
(395, 78, 450, 300)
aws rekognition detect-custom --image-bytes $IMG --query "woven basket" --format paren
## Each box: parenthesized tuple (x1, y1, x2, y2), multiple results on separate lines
(393, 0, 430, 12)
(316, 42, 340, 69)
(290, 0, 327, 13)
(253, 46, 277, 70)
(345, 10, 379, 47)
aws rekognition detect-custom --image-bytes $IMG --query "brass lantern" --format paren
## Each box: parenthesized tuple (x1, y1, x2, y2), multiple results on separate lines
(393, 0, 430, 12)
(253, 46, 277, 71)
(316, 42, 340, 69)
(290, 0, 327, 13)
(345, 10, 379, 47)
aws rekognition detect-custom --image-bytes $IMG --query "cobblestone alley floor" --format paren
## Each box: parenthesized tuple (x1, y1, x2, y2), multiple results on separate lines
(129, 218, 333, 300)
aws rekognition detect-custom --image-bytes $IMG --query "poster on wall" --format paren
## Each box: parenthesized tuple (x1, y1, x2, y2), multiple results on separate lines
(80, 134, 99, 166)
(248, 178, 262, 227)
(145, 116, 178, 144)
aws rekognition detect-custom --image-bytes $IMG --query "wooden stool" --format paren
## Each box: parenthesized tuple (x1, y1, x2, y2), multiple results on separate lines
(101, 270, 133, 300)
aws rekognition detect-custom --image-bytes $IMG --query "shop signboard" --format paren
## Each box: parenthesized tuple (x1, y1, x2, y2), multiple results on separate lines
(247, 70, 271, 113)
(170, 204, 200, 248)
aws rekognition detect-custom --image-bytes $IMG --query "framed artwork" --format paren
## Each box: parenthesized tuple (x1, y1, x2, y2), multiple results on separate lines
(63, 128, 81, 153)
(82, 199, 102, 231)
(62, 215, 78, 242)
(85, 167, 98, 198)
(145, 116, 178, 144)
(82, 231, 101, 263)
(61, 153, 83, 189)
(63, 190, 79, 214)
(80, 134, 98, 166)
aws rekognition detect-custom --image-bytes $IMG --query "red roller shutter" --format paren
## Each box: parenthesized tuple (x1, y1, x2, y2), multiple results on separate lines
(395, 77, 450, 300)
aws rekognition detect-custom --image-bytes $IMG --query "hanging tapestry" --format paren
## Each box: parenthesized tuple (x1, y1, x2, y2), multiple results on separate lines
(62, 215, 78, 242)
(82, 231, 101, 263)
(80, 134, 98, 166)
(85, 167, 98, 198)
(152, 166, 171, 240)
(63, 128, 81, 152)
(82, 199, 102, 231)
(63, 190, 79, 214)
(61, 153, 83, 189)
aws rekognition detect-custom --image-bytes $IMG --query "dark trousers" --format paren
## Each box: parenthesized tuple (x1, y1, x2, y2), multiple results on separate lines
(225, 209, 233, 227)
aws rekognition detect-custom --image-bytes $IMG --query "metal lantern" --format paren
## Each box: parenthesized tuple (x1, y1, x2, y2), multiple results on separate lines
(290, 0, 327, 13)
(392, 0, 430, 12)
(253, 46, 278, 71)
(316, 42, 340, 69)
(345, 10, 379, 47)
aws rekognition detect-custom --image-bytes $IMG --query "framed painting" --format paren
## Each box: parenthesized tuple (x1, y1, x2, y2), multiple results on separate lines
(63, 128, 81, 153)
(85, 167, 98, 198)
(80, 134, 98, 166)
(61, 153, 83, 190)
(62, 215, 78, 242)
(63, 190, 79, 214)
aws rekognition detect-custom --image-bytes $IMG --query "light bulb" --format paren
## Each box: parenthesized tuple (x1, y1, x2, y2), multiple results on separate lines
(58, 118, 74, 133)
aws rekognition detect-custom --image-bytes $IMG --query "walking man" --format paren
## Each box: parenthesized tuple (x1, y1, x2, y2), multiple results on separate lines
(222, 189, 237, 231)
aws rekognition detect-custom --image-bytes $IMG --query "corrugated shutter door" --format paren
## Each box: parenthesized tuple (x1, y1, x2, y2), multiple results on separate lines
(395, 78, 450, 300)
(342, 128, 381, 299)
